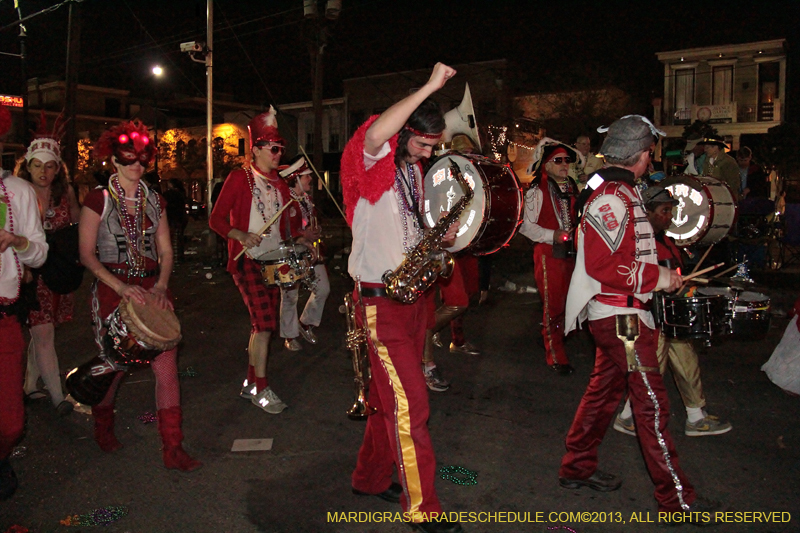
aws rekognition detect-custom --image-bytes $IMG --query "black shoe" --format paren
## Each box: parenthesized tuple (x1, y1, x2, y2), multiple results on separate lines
(550, 363, 575, 375)
(56, 400, 74, 417)
(352, 482, 402, 503)
(661, 497, 725, 527)
(559, 470, 622, 492)
(0, 459, 18, 501)
(411, 519, 464, 533)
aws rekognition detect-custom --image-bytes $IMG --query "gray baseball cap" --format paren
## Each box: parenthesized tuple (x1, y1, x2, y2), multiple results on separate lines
(598, 115, 666, 160)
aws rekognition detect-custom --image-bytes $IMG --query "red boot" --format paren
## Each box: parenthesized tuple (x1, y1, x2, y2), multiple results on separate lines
(157, 406, 202, 472)
(92, 405, 123, 452)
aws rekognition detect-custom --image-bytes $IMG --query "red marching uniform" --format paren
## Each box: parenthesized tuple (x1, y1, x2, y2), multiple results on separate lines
(561, 167, 696, 512)
(341, 115, 443, 520)
(519, 174, 577, 367)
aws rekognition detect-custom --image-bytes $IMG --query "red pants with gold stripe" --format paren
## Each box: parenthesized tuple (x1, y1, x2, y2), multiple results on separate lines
(351, 285, 442, 519)
(559, 315, 696, 512)
(533, 244, 574, 366)
(0, 315, 25, 460)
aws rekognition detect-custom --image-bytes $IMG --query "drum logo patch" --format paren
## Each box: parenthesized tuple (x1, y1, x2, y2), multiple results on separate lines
(598, 203, 619, 230)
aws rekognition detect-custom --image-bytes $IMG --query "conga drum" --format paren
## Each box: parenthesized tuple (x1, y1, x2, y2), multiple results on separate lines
(66, 293, 182, 405)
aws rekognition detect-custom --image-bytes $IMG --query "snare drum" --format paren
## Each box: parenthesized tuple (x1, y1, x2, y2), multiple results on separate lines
(653, 291, 730, 339)
(696, 287, 771, 340)
(65, 293, 182, 405)
(661, 175, 737, 246)
(253, 242, 313, 287)
(422, 153, 523, 255)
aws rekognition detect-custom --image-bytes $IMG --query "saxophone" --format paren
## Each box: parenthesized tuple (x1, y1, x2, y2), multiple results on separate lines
(383, 159, 474, 304)
(344, 277, 375, 420)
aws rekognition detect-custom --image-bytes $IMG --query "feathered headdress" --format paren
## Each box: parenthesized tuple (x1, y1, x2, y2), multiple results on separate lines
(25, 110, 68, 165)
(247, 106, 284, 149)
(94, 120, 156, 166)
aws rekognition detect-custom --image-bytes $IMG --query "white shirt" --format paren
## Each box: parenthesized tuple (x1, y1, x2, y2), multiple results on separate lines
(246, 171, 283, 259)
(1, 174, 48, 301)
(348, 142, 422, 284)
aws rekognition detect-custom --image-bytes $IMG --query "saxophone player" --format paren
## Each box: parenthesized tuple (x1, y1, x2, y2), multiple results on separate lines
(340, 62, 463, 533)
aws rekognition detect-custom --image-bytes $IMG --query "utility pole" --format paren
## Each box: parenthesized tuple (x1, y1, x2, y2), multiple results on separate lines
(15, 0, 28, 147)
(304, 1, 340, 204)
(206, 0, 213, 216)
(64, 1, 81, 180)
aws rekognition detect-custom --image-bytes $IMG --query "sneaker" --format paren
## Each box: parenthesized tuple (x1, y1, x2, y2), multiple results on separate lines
(559, 469, 622, 492)
(431, 332, 444, 348)
(450, 341, 480, 355)
(613, 414, 636, 436)
(423, 365, 450, 392)
(251, 387, 287, 414)
(298, 323, 317, 344)
(240, 379, 257, 400)
(685, 415, 732, 437)
(284, 338, 302, 351)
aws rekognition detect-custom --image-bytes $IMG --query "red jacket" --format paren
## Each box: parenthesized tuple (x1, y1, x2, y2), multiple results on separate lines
(209, 166, 295, 274)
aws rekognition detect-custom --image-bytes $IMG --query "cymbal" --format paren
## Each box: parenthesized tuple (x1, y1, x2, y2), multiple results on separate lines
(710, 276, 761, 291)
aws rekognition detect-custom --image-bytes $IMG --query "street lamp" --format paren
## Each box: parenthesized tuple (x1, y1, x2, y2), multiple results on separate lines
(151, 65, 164, 179)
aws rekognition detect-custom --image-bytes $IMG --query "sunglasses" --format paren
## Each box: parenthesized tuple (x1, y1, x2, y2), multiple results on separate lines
(256, 143, 284, 155)
(549, 157, 572, 165)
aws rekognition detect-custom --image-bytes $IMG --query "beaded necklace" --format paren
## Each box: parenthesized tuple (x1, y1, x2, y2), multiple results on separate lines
(247, 166, 281, 236)
(0, 175, 23, 305)
(394, 163, 422, 254)
(108, 174, 148, 276)
(290, 190, 312, 227)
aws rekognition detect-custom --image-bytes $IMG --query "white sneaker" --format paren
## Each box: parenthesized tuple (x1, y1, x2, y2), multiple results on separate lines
(240, 378, 257, 400)
(284, 338, 302, 351)
(251, 387, 287, 414)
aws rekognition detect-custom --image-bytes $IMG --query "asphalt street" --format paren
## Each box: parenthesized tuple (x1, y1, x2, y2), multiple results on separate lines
(1, 219, 799, 533)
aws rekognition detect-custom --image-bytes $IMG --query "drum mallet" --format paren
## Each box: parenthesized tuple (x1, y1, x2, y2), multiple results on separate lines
(682, 262, 726, 282)
(233, 199, 296, 261)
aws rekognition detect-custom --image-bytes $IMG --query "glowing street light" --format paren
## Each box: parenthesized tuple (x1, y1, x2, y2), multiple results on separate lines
(152, 65, 163, 77)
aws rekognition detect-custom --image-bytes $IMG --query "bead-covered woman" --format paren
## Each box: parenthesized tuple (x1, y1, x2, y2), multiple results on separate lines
(78, 121, 201, 471)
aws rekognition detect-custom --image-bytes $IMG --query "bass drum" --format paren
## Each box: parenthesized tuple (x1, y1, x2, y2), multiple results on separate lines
(422, 153, 523, 255)
(661, 175, 737, 246)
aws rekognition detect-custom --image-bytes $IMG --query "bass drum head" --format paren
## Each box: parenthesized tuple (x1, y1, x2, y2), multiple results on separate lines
(423, 153, 523, 255)
(423, 154, 486, 253)
(661, 175, 737, 246)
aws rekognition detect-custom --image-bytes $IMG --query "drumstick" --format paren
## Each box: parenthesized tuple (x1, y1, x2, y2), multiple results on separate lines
(710, 264, 739, 279)
(233, 199, 296, 261)
(689, 244, 715, 275)
(681, 262, 725, 282)
(299, 145, 347, 222)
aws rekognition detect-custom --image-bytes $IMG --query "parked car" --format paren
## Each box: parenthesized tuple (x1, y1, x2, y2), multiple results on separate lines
(186, 199, 207, 220)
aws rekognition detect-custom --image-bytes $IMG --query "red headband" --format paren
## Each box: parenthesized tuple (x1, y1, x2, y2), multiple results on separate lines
(404, 125, 443, 140)
(546, 147, 568, 163)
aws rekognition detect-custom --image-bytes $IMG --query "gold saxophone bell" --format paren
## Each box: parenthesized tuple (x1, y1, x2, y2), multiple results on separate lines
(344, 286, 376, 420)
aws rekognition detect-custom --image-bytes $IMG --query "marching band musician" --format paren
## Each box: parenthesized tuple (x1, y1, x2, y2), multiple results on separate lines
(0, 104, 49, 499)
(209, 107, 315, 414)
(614, 185, 732, 438)
(519, 140, 580, 375)
(559, 115, 715, 517)
(79, 120, 201, 471)
(340, 62, 463, 533)
(278, 156, 330, 351)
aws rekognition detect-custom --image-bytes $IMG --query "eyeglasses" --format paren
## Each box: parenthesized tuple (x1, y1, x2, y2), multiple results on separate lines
(256, 143, 284, 155)
(549, 157, 572, 165)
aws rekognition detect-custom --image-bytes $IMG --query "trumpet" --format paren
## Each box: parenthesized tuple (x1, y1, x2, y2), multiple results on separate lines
(345, 278, 375, 420)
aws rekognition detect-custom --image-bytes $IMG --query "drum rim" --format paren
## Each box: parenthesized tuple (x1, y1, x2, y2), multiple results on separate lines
(125, 297, 181, 346)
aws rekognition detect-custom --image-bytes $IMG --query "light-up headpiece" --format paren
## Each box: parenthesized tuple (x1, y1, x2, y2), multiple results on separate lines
(94, 120, 156, 166)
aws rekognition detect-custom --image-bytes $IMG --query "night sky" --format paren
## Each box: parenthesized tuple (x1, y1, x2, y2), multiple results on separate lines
(1, 0, 798, 120)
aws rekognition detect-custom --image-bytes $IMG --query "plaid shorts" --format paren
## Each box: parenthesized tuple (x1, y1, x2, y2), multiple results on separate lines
(232, 257, 280, 333)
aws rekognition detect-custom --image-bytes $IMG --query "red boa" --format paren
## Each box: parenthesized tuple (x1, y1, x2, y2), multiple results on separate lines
(340, 115, 401, 226)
